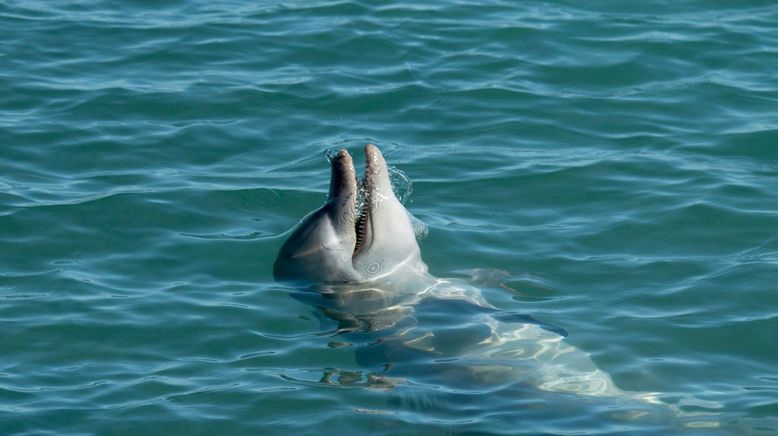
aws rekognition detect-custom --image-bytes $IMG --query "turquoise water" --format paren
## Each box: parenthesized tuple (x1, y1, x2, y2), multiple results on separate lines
(2, 0, 778, 434)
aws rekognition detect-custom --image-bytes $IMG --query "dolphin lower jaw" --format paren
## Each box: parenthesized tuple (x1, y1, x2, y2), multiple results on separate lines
(328, 149, 357, 202)
(327, 150, 358, 249)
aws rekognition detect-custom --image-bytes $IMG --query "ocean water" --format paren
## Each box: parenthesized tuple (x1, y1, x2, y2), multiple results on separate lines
(2, 0, 778, 434)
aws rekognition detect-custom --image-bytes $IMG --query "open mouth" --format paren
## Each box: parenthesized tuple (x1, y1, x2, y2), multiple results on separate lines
(354, 205, 367, 255)
(329, 144, 382, 257)
(353, 144, 380, 256)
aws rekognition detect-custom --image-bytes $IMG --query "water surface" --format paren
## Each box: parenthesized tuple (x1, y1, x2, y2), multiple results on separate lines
(2, 0, 778, 434)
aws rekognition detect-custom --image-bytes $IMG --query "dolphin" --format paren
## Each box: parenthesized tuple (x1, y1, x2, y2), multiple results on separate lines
(273, 144, 720, 426)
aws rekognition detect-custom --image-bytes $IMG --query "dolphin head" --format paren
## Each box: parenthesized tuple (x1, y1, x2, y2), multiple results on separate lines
(273, 144, 426, 285)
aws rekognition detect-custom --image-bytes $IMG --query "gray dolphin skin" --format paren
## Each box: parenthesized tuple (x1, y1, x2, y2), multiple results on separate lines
(273, 144, 718, 426)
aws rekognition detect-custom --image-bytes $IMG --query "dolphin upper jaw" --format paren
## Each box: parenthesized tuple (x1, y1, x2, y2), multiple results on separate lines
(352, 145, 425, 280)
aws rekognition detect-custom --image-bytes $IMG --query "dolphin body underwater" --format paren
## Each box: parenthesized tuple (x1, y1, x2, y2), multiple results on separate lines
(273, 144, 717, 425)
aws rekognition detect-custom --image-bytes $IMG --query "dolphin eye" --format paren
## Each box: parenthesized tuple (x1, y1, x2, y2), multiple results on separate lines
(366, 262, 381, 275)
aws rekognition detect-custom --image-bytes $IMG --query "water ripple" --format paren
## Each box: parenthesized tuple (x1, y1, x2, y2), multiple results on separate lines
(2, 0, 778, 433)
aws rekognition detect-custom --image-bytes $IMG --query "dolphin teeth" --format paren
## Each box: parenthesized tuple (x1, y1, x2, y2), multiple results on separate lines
(353, 165, 371, 255)
(354, 205, 368, 254)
